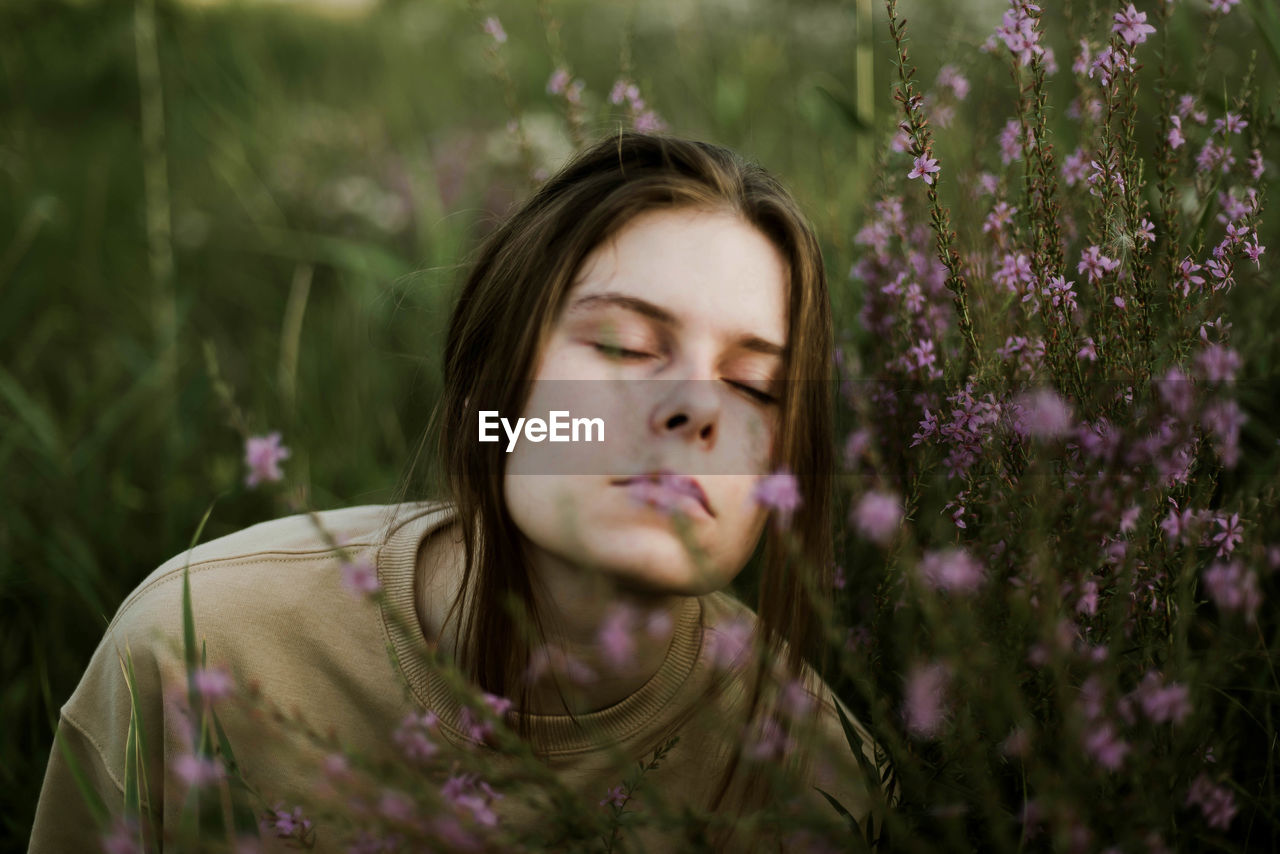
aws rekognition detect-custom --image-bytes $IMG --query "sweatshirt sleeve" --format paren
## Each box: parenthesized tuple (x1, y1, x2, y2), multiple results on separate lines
(29, 590, 180, 852)
(29, 712, 157, 852)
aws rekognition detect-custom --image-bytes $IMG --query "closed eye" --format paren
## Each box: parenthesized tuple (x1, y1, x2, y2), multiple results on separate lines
(592, 342, 653, 361)
(728, 381, 777, 405)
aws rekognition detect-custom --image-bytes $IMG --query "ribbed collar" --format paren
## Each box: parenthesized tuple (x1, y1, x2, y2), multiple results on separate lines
(374, 501, 706, 755)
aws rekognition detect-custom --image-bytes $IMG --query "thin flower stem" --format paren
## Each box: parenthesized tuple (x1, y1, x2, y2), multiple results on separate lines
(885, 0, 981, 387)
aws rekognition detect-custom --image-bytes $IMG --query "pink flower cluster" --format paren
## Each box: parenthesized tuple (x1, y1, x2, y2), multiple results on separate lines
(244, 432, 290, 488)
(994, 1, 1047, 67)
(609, 79, 666, 133)
(1185, 773, 1238, 829)
(903, 661, 951, 738)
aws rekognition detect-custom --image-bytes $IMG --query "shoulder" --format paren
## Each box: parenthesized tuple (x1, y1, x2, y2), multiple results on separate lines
(116, 503, 398, 616)
(108, 501, 452, 635)
(70, 502, 436, 704)
(54, 501, 449, 808)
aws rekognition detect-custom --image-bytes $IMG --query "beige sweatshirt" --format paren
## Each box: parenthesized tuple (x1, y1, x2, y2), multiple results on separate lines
(29, 501, 889, 852)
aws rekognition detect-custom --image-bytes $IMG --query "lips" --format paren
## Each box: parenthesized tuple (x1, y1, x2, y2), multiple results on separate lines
(611, 470, 714, 517)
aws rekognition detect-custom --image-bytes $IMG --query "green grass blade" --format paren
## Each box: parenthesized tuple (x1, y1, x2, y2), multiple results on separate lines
(1244, 0, 1280, 71)
(211, 706, 262, 835)
(0, 365, 63, 460)
(832, 694, 883, 793)
(67, 358, 168, 474)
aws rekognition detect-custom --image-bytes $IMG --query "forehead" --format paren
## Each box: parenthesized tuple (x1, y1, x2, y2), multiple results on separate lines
(567, 208, 789, 346)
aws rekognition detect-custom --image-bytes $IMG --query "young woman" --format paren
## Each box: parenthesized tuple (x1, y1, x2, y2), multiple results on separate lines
(31, 132, 891, 852)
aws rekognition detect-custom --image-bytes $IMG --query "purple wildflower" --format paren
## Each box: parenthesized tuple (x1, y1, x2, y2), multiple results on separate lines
(752, 469, 802, 527)
(599, 785, 628, 809)
(174, 753, 225, 788)
(597, 602, 638, 670)
(625, 472, 705, 515)
(995, 1, 1045, 67)
(526, 644, 596, 686)
(1062, 147, 1090, 185)
(744, 714, 795, 761)
(1072, 39, 1091, 75)
(1167, 114, 1186, 149)
(442, 773, 503, 828)
(851, 490, 903, 545)
(1175, 256, 1205, 296)
(546, 68, 571, 95)
(1112, 4, 1156, 45)
(341, 556, 381, 597)
(1195, 344, 1241, 382)
(481, 16, 507, 44)
(192, 666, 235, 702)
(1076, 579, 1099, 616)
(458, 693, 512, 743)
(1248, 148, 1265, 179)
(983, 201, 1018, 234)
(100, 818, 143, 854)
(394, 710, 441, 762)
(1158, 367, 1195, 418)
(1133, 671, 1192, 725)
(1203, 559, 1261, 622)
(1083, 722, 1130, 770)
(707, 615, 755, 670)
(1078, 246, 1120, 283)
(1244, 237, 1266, 266)
(998, 119, 1034, 165)
(632, 110, 666, 133)
(244, 432, 290, 488)
(1041, 275, 1078, 314)
(1202, 399, 1246, 467)
(936, 64, 970, 99)
(779, 678, 816, 721)
(1213, 112, 1248, 135)
(903, 661, 951, 738)
(1208, 0, 1240, 14)
(1196, 141, 1236, 174)
(1186, 774, 1238, 828)
(917, 547, 985, 594)
(1089, 45, 1134, 87)
(1011, 387, 1074, 440)
(908, 154, 941, 185)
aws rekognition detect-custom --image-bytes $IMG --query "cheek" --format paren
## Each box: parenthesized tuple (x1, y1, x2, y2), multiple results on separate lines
(720, 401, 779, 475)
(503, 475, 584, 554)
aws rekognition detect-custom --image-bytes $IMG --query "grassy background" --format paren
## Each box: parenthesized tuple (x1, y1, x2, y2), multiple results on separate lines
(3, 0, 1278, 847)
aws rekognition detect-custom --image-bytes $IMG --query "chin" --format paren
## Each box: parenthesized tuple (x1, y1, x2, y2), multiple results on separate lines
(581, 527, 734, 596)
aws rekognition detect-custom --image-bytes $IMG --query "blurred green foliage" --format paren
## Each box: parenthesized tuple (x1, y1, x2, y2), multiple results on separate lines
(3, 0, 1278, 848)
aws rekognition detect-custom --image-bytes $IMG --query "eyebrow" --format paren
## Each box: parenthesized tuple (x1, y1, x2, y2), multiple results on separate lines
(567, 292, 786, 357)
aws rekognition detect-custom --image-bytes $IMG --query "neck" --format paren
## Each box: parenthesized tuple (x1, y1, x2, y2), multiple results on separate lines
(521, 545, 685, 715)
(416, 519, 686, 716)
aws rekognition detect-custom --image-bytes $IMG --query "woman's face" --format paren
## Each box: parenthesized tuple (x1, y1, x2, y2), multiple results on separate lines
(503, 207, 789, 596)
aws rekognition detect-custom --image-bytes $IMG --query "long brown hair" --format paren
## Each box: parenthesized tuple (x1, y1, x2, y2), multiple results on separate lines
(405, 131, 834, 841)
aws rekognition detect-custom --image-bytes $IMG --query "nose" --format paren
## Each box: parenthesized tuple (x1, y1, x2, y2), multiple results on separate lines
(650, 378, 720, 445)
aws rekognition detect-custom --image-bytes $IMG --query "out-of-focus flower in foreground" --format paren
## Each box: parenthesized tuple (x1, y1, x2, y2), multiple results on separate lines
(851, 490, 904, 545)
(341, 555, 381, 597)
(244, 432, 290, 488)
(481, 16, 507, 44)
(904, 661, 951, 738)
(752, 469, 802, 528)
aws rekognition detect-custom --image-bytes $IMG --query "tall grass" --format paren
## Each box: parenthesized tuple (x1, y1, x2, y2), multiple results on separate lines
(4, 0, 1278, 850)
